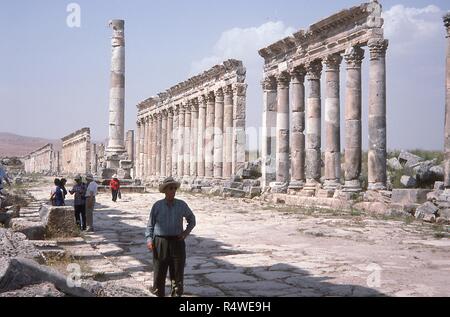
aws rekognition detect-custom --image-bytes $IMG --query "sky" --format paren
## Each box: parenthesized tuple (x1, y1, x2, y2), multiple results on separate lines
(0, 0, 449, 151)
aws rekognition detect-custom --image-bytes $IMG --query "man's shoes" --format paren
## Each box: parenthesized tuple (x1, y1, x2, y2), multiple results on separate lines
(85, 226, 94, 232)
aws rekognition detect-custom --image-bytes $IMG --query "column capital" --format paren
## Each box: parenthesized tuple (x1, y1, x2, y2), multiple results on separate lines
(324, 54, 343, 71)
(207, 91, 215, 103)
(289, 67, 306, 84)
(306, 60, 323, 80)
(199, 95, 208, 107)
(190, 99, 199, 112)
(215, 88, 224, 99)
(168, 108, 174, 117)
(161, 109, 168, 117)
(233, 82, 247, 96)
(184, 101, 191, 112)
(276, 72, 291, 88)
(145, 115, 151, 123)
(344, 46, 365, 68)
(224, 85, 233, 96)
(179, 104, 186, 114)
(444, 13, 450, 37)
(368, 39, 389, 60)
(261, 76, 277, 91)
(136, 120, 141, 127)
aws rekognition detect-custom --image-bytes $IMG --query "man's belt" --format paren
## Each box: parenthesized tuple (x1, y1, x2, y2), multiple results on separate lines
(155, 235, 179, 240)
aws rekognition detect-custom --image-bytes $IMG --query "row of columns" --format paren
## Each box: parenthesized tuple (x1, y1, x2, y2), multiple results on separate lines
(262, 38, 389, 193)
(135, 84, 247, 181)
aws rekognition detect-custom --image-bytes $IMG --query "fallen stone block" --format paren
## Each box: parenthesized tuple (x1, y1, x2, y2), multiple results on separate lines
(0, 228, 44, 263)
(415, 202, 439, 221)
(387, 157, 402, 171)
(437, 209, 450, 223)
(391, 189, 432, 205)
(434, 181, 445, 191)
(400, 175, 416, 188)
(9, 218, 45, 240)
(39, 205, 78, 238)
(398, 151, 424, 168)
(222, 188, 246, 198)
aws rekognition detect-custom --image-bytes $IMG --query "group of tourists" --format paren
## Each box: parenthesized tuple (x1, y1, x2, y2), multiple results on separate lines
(49, 174, 99, 232)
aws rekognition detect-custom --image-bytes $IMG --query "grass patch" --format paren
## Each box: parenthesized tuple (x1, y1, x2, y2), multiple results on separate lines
(45, 252, 92, 277)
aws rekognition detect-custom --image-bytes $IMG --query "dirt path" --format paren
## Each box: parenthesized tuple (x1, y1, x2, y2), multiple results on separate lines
(27, 178, 450, 297)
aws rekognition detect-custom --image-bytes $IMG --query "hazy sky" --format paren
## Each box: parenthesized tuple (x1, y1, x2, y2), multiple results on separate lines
(0, 0, 449, 151)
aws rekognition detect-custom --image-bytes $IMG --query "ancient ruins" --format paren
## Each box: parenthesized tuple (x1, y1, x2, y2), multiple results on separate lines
(61, 128, 91, 176)
(444, 13, 450, 188)
(136, 59, 247, 184)
(23, 144, 59, 175)
(259, 1, 387, 197)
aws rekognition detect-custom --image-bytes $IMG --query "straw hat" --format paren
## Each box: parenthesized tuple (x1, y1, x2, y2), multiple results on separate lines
(112, 174, 118, 179)
(159, 177, 181, 193)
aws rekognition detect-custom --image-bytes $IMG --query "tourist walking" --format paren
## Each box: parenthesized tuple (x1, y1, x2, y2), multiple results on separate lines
(85, 174, 98, 232)
(145, 177, 196, 297)
(69, 174, 87, 231)
(110, 174, 120, 202)
(60, 178, 68, 200)
(50, 178, 65, 206)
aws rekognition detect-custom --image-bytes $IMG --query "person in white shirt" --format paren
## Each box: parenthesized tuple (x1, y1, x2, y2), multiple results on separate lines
(84, 174, 98, 232)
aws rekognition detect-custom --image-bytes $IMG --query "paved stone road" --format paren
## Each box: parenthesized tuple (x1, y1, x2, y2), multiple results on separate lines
(28, 180, 450, 297)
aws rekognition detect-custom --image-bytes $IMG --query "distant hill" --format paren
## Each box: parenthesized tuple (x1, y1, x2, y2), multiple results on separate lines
(0, 132, 62, 157)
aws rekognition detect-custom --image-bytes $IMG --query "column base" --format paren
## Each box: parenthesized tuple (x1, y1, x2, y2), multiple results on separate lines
(301, 179, 321, 197)
(343, 180, 362, 193)
(368, 182, 387, 191)
(323, 179, 341, 190)
(288, 180, 304, 194)
(269, 182, 288, 194)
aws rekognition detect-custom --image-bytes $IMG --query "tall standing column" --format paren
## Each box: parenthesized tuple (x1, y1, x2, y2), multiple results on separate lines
(289, 68, 306, 189)
(344, 46, 364, 192)
(223, 86, 234, 178)
(324, 54, 343, 190)
(261, 77, 277, 188)
(214, 88, 224, 179)
(275, 72, 290, 185)
(106, 20, 126, 162)
(178, 105, 185, 178)
(161, 110, 167, 177)
(172, 106, 179, 177)
(184, 103, 191, 178)
(205, 93, 215, 179)
(151, 114, 157, 177)
(126, 130, 134, 162)
(135, 121, 141, 178)
(303, 60, 323, 196)
(190, 100, 198, 178)
(368, 39, 389, 190)
(148, 115, 153, 178)
(444, 15, 450, 188)
(167, 109, 174, 177)
(197, 96, 207, 179)
(143, 117, 149, 177)
(233, 83, 247, 175)
(139, 119, 145, 178)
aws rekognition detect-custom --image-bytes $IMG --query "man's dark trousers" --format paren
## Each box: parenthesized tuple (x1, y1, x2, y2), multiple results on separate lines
(74, 204, 86, 230)
(112, 190, 118, 202)
(151, 236, 186, 297)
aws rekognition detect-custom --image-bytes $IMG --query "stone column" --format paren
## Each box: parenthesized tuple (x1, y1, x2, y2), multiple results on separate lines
(184, 102, 191, 178)
(167, 109, 174, 177)
(205, 92, 215, 179)
(126, 130, 134, 162)
(148, 116, 153, 177)
(151, 114, 157, 177)
(233, 83, 247, 175)
(303, 60, 323, 196)
(289, 68, 306, 189)
(324, 54, 343, 190)
(139, 119, 145, 178)
(197, 96, 207, 179)
(106, 20, 126, 159)
(143, 117, 149, 177)
(178, 105, 185, 178)
(90, 143, 97, 174)
(445, 15, 450, 188)
(214, 88, 224, 179)
(344, 46, 364, 192)
(161, 110, 168, 177)
(135, 121, 141, 178)
(172, 106, 179, 177)
(261, 77, 277, 188)
(223, 86, 234, 179)
(275, 72, 290, 186)
(190, 100, 199, 178)
(368, 39, 389, 190)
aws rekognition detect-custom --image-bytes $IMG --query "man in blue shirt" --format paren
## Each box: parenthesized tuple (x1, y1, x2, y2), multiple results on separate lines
(0, 164, 11, 192)
(145, 177, 196, 297)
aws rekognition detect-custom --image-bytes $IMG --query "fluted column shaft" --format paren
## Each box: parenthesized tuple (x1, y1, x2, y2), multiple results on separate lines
(172, 106, 179, 177)
(368, 39, 389, 190)
(445, 15, 450, 188)
(233, 83, 247, 174)
(344, 47, 364, 191)
(261, 77, 277, 187)
(304, 61, 323, 192)
(149, 116, 154, 177)
(167, 110, 174, 177)
(161, 111, 167, 177)
(276, 73, 290, 184)
(155, 114, 162, 177)
(184, 103, 191, 177)
(223, 87, 234, 178)
(177, 106, 185, 178)
(214, 89, 224, 179)
(190, 101, 199, 177)
(144, 117, 150, 177)
(324, 54, 343, 189)
(205, 93, 215, 179)
(197, 96, 207, 178)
